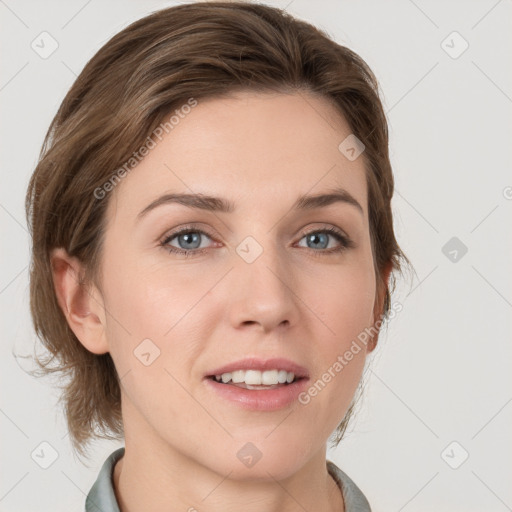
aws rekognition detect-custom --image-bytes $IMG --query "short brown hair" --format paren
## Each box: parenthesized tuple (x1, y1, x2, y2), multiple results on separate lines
(23, 0, 410, 459)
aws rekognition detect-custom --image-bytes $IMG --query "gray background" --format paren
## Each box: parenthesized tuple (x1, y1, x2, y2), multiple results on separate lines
(1, 0, 511, 511)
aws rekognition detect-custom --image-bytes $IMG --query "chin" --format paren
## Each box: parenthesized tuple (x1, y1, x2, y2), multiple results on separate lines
(220, 435, 315, 481)
(217, 456, 306, 482)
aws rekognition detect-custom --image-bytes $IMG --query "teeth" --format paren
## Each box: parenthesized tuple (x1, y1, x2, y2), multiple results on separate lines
(262, 369, 278, 385)
(245, 370, 262, 385)
(231, 370, 245, 383)
(214, 369, 296, 385)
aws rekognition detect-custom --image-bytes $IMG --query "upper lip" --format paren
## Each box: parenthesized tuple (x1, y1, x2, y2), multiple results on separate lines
(206, 357, 309, 379)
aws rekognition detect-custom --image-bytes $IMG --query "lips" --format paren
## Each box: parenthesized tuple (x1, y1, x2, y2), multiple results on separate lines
(203, 357, 311, 410)
(204, 370, 310, 411)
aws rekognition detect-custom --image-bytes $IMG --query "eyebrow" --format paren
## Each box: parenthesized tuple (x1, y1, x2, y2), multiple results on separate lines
(136, 186, 363, 221)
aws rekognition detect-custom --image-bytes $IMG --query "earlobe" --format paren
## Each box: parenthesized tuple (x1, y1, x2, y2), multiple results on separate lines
(50, 247, 109, 355)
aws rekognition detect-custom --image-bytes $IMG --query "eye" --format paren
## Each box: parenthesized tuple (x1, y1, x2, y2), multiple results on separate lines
(160, 227, 216, 257)
(160, 225, 355, 258)
(296, 227, 355, 255)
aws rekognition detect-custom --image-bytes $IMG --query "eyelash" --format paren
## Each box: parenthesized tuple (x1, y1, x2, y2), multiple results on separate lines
(160, 225, 355, 258)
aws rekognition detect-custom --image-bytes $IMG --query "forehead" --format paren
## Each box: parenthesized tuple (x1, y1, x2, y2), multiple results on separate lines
(106, 90, 368, 226)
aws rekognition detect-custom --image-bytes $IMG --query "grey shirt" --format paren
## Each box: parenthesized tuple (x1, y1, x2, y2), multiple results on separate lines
(85, 447, 371, 512)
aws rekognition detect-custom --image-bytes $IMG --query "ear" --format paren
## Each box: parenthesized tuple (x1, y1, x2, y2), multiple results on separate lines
(367, 261, 393, 353)
(50, 247, 109, 355)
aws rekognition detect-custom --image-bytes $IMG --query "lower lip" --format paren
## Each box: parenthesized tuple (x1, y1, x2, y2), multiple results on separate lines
(204, 378, 310, 411)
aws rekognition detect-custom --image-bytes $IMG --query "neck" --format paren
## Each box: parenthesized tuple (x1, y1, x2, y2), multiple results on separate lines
(113, 419, 344, 512)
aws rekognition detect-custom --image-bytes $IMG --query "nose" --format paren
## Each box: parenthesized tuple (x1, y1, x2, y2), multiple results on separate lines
(226, 238, 301, 334)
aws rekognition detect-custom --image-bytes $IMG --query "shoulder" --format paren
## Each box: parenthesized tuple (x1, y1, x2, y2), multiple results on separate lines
(327, 460, 372, 512)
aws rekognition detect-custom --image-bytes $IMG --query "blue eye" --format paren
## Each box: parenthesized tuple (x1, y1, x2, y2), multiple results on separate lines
(297, 227, 354, 253)
(160, 226, 354, 257)
(161, 227, 214, 257)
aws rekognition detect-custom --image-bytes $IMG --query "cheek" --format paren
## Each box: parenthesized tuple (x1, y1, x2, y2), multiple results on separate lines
(306, 259, 376, 345)
(100, 258, 216, 406)
(296, 266, 375, 429)
(298, 258, 376, 403)
(102, 255, 211, 341)
(100, 263, 201, 423)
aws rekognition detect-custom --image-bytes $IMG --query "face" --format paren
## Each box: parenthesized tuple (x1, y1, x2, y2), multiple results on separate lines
(89, 91, 379, 479)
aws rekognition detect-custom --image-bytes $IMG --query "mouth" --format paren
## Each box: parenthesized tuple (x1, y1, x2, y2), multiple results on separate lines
(207, 369, 306, 390)
(203, 358, 310, 410)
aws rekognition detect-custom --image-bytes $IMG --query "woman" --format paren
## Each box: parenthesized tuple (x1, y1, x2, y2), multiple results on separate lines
(25, 2, 409, 511)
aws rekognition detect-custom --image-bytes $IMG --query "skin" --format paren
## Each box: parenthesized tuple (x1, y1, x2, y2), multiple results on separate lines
(51, 90, 391, 512)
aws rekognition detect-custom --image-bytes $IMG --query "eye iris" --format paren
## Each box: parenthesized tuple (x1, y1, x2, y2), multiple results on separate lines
(307, 232, 328, 249)
(179, 232, 201, 250)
